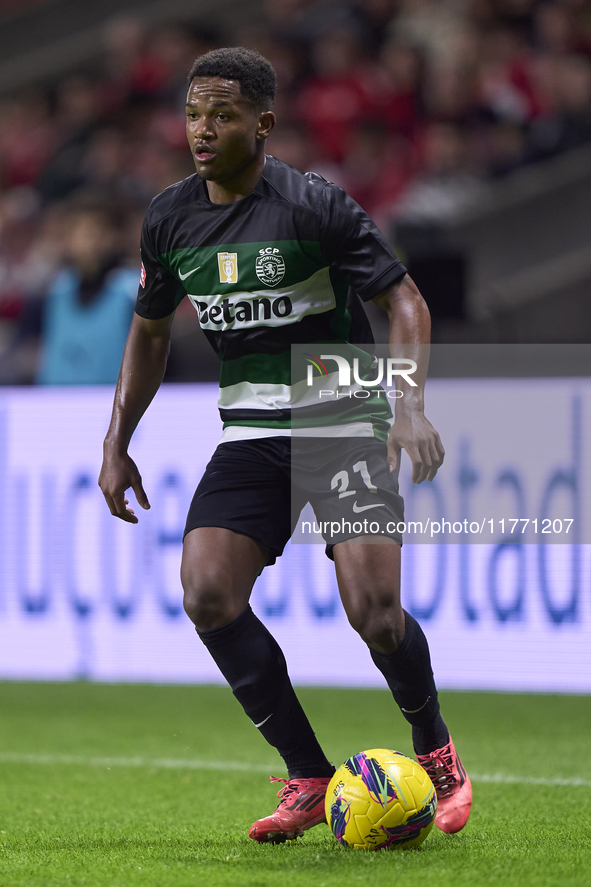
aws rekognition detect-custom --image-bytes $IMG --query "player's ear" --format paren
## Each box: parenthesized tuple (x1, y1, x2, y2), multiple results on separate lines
(257, 110, 275, 141)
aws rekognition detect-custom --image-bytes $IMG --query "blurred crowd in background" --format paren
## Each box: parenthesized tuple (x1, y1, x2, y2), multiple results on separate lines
(0, 0, 590, 383)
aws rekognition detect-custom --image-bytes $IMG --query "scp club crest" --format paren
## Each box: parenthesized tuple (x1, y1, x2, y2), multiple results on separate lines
(255, 248, 286, 287)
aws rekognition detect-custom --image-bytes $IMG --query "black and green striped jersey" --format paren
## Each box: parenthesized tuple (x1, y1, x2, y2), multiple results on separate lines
(135, 155, 406, 441)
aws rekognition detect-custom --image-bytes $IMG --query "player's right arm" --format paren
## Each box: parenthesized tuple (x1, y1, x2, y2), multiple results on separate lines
(99, 310, 174, 523)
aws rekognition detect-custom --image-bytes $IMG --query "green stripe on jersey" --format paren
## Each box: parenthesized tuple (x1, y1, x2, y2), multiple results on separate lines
(160, 240, 325, 296)
(220, 351, 292, 387)
(219, 341, 376, 389)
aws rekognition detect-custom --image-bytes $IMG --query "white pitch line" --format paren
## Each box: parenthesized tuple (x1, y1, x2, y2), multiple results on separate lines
(470, 772, 591, 789)
(0, 753, 588, 788)
(0, 753, 272, 773)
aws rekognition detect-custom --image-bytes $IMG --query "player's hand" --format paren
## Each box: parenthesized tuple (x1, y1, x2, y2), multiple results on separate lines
(98, 450, 150, 523)
(387, 409, 444, 484)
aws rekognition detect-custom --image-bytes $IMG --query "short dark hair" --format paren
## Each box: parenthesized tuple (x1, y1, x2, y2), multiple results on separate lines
(187, 47, 276, 109)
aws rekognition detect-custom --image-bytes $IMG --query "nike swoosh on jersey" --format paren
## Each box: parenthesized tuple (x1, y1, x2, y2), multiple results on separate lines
(178, 265, 201, 281)
(352, 501, 385, 513)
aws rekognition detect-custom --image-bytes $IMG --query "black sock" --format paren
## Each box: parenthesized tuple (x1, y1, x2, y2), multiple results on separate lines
(198, 605, 334, 779)
(369, 610, 449, 755)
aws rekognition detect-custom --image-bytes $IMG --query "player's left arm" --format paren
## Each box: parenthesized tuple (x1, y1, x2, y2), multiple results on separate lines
(372, 274, 444, 484)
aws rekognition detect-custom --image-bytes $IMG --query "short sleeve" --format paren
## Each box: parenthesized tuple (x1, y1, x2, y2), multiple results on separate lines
(318, 184, 406, 301)
(135, 218, 186, 319)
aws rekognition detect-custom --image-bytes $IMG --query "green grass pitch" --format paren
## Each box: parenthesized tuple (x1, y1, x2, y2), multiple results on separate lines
(0, 682, 589, 887)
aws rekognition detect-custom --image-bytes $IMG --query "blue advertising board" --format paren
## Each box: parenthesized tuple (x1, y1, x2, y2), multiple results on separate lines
(0, 381, 589, 691)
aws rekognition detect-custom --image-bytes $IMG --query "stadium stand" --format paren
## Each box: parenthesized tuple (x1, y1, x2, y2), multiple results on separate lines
(0, 0, 590, 382)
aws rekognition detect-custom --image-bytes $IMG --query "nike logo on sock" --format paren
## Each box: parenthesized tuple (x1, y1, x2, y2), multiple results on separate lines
(401, 696, 431, 714)
(254, 713, 273, 729)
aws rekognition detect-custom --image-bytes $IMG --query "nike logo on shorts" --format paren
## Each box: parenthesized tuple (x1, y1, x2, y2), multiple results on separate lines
(352, 501, 385, 513)
(179, 265, 201, 281)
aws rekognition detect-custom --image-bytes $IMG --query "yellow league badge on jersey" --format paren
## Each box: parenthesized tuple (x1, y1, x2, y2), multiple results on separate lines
(218, 252, 238, 284)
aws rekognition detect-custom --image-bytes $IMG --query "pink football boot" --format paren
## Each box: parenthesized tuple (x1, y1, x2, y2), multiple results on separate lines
(249, 776, 331, 843)
(416, 736, 472, 834)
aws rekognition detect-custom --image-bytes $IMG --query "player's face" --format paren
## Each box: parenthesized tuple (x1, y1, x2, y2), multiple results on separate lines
(186, 77, 273, 188)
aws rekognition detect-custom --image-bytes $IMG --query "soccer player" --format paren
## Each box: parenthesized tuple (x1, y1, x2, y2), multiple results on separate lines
(99, 47, 472, 843)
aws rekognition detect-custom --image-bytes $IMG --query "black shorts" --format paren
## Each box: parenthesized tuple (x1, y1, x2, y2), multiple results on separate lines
(184, 436, 404, 564)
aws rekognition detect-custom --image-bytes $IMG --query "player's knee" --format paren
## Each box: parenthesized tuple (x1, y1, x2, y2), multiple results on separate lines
(345, 598, 369, 638)
(346, 594, 405, 653)
(181, 568, 237, 632)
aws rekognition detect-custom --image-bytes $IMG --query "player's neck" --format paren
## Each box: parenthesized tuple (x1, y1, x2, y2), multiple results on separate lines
(205, 153, 266, 205)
